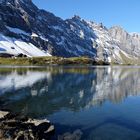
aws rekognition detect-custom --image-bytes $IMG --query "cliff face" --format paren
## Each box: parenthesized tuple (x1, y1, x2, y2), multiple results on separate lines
(0, 0, 140, 63)
(109, 26, 140, 57)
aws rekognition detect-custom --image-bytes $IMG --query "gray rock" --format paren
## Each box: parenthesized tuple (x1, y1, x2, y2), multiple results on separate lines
(109, 26, 140, 57)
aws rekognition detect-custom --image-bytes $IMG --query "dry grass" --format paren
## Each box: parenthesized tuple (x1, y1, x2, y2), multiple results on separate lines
(0, 56, 100, 66)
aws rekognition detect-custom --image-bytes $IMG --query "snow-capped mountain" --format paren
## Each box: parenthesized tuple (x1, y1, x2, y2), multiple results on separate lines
(0, 0, 140, 63)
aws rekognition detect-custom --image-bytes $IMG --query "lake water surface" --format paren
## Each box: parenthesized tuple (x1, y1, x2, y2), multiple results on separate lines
(0, 66, 140, 140)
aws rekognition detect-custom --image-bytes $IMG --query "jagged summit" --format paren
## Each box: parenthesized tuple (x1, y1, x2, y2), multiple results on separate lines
(71, 15, 82, 20)
(131, 32, 140, 38)
(0, 0, 140, 64)
(110, 25, 124, 30)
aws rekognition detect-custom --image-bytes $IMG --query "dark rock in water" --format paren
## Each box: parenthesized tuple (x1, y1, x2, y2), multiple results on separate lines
(0, 111, 55, 140)
(58, 129, 83, 140)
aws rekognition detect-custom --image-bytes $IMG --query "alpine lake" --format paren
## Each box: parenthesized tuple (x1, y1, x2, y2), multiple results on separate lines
(0, 65, 140, 140)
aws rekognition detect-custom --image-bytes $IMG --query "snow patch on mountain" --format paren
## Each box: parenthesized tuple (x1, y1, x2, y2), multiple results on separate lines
(0, 34, 51, 57)
(6, 26, 30, 36)
(31, 33, 38, 37)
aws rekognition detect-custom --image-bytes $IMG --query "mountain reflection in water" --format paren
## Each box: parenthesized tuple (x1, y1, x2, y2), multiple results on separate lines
(0, 66, 140, 116)
(0, 66, 140, 140)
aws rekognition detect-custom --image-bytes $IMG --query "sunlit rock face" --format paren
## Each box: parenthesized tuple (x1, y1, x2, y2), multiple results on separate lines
(0, 0, 140, 63)
(109, 26, 140, 57)
(0, 67, 140, 117)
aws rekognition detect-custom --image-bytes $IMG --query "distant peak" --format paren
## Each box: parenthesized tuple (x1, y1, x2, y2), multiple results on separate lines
(110, 26, 124, 31)
(71, 15, 82, 20)
(98, 22, 106, 29)
(131, 32, 140, 38)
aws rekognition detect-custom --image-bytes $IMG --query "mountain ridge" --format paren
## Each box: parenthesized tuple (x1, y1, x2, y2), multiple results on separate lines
(0, 0, 140, 64)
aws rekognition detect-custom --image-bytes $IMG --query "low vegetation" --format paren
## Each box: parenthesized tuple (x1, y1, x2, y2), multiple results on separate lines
(0, 56, 109, 66)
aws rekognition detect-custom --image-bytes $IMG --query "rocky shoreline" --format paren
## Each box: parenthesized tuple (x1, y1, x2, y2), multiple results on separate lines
(0, 111, 55, 140)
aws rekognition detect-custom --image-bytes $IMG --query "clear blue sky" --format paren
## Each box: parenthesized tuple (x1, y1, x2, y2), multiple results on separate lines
(33, 0, 140, 33)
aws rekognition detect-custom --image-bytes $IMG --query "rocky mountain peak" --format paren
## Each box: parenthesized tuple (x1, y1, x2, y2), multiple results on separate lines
(110, 25, 124, 30)
(109, 26, 130, 41)
(131, 33, 140, 39)
(71, 15, 82, 21)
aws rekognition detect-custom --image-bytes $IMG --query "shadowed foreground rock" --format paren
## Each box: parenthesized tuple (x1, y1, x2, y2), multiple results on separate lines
(0, 111, 55, 140)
